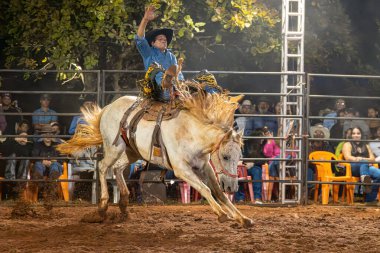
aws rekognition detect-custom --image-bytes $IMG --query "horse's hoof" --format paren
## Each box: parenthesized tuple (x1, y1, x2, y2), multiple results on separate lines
(81, 210, 106, 223)
(218, 213, 229, 223)
(242, 218, 254, 228)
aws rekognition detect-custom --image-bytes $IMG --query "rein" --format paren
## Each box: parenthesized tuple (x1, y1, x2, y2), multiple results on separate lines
(210, 131, 238, 180)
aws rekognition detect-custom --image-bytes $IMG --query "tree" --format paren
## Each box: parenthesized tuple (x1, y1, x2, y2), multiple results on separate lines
(0, 0, 280, 91)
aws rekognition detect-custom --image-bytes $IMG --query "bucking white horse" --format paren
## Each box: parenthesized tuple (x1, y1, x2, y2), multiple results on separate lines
(58, 92, 253, 227)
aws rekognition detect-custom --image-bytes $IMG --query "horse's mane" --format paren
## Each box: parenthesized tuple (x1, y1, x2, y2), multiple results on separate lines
(179, 82, 238, 131)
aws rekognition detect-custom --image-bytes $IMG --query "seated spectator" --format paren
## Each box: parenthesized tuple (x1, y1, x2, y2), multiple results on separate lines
(1, 93, 22, 135)
(367, 106, 380, 139)
(2, 132, 33, 198)
(342, 127, 380, 204)
(32, 94, 58, 138)
(235, 129, 265, 204)
(16, 119, 31, 134)
(253, 96, 278, 135)
(50, 121, 64, 143)
(309, 123, 333, 153)
(343, 108, 370, 139)
(307, 123, 333, 195)
(329, 109, 347, 150)
(262, 127, 280, 201)
(335, 128, 352, 158)
(369, 126, 380, 162)
(323, 98, 346, 130)
(31, 125, 63, 199)
(69, 95, 96, 135)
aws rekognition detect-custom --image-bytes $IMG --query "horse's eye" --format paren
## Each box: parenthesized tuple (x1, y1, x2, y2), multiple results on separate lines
(223, 155, 229, 161)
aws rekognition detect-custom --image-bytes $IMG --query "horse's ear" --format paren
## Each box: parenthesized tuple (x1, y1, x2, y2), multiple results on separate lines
(236, 129, 243, 138)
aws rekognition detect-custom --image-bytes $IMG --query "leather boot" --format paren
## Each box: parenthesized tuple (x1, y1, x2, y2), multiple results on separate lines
(162, 65, 177, 88)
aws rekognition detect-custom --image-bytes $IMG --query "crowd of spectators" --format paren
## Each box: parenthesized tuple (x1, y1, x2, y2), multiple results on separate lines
(234, 96, 380, 205)
(0, 93, 96, 201)
(1, 92, 379, 205)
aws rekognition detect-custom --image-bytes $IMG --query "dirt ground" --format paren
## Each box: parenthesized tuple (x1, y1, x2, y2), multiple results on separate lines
(0, 203, 379, 253)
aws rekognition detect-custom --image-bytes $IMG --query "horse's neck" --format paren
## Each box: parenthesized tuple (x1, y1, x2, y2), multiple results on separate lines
(182, 113, 226, 148)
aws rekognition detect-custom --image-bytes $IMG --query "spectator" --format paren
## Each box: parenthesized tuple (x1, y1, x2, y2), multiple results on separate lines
(0, 103, 6, 133)
(235, 99, 255, 136)
(32, 93, 58, 137)
(2, 131, 33, 198)
(323, 98, 346, 130)
(343, 108, 370, 139)
(369, 126, 380, 162)
(329, 109, 347, 150)
(367, 106, 380, 139)
(335, 128, 353, 158)
(262, 127, 281, 202)
(69, 95, 96, 135)
(342, 126, 380, 204)
(31, 125, 62, 181)
(253, 96, 278, 135)
(307, 123, 333, 196)
(309, 123, 333, 153)
(235, 129, 265, 204)
(1, 93, 22, 135)
(16, 119, 31, 134)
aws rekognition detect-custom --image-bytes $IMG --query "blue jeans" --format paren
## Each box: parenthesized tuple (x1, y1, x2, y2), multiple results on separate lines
(350, 162, 370, 177)
(234, 166, 262, 201)
(34, 161, 63, 178)
(364, 166, 380, 202)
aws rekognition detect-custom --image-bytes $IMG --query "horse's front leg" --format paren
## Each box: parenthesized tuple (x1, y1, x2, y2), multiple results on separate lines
(203, 162, 253, 228)
(173, 161, 230, 223)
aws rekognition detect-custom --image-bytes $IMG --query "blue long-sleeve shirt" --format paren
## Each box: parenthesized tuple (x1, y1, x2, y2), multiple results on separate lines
(134, 35, 184, 80)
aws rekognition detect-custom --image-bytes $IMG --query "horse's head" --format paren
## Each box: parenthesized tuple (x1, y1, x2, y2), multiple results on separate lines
(210, 129, 243, 193)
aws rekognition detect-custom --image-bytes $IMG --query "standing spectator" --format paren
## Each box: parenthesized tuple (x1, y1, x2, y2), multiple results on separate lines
(323, 98, 346, 130)
(32, 94, 58, 137)
(235, 99, 255, 136)
(0, 103, 6, 133)
(329, 109, 347, 150)
(367, 106, 380, 139)
(1, 93, 22, 135)
(343, 108, 370, 139)
(235, 99, 255, 157)
(253, 96, 278, 135)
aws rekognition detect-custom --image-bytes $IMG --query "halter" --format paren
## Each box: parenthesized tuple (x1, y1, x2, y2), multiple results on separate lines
(210, 131, 239, 180)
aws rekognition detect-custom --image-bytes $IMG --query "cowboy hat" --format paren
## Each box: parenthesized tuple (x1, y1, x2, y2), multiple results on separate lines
(39, 125, 55, 134)
(145, 28, 173, 46)
(310, 124, 330, 139)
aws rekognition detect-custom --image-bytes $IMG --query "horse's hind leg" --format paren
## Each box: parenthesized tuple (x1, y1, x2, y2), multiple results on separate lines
(98, 146, 124, 216)
(112, 153, 138, 215)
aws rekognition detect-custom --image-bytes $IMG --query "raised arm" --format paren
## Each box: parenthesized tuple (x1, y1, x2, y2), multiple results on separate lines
(137, 5, 156, 38)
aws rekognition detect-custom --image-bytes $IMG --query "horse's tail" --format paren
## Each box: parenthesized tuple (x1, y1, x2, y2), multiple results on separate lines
(56, 104, 104, 156)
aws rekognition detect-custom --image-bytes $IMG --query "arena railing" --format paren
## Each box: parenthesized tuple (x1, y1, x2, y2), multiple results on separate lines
(1, 69, 379, 206)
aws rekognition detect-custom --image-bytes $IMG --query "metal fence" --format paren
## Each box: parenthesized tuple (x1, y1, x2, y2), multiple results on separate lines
(0, 69, 380, 205)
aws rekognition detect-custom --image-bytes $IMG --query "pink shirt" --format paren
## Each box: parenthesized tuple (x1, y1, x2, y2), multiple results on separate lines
(263, 140, 280, 158)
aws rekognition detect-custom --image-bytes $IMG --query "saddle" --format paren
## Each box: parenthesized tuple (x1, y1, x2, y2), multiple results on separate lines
(112, 98, 182, 168)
